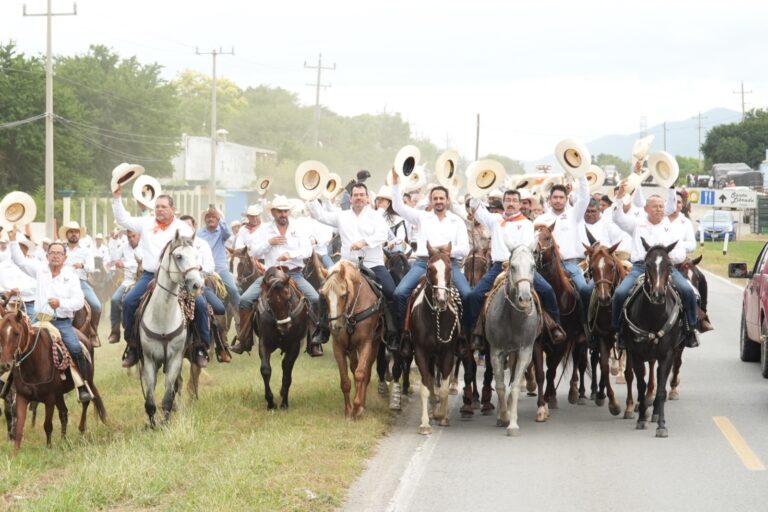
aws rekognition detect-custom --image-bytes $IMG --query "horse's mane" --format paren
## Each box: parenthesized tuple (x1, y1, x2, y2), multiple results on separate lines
(157, 233, 195, 265)
(322, 260, 356, 297)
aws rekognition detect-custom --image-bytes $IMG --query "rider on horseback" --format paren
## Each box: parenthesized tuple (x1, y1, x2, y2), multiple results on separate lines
(307, 182, 400, 355)
(107, 229, 141, 344)
(60, 222, 102, 343)
(197, 206, 241, 316)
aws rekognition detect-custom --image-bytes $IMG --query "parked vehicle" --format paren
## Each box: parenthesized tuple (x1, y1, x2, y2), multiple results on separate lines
(603, 165, 618, 186)
(729, 244, 768, 377)
(697, 210, 737, 240)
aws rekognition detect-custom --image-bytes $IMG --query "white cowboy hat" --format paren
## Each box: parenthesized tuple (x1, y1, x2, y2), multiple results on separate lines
(394, 145, 421, 179)
(518, 188, 532, 201)
(17, 234, 36, 250)
(0, 191, 37, 230)
(647, 151, 680, 188)
(230, 220, 241, 228)
(58, 220, 87, 241)
(256, 176, 272, 196)
(585, 165, 606, 192)
(110, 163, 145, 193)
(289, 198, 307, 218)
(376, 185, 393, 201)
(554, 138, 591, 178)
(488, 188, 503, 199)
(466, 159, 506, 199)
(41, 237, 52, 245)
(631, 135, 655, 168)
(295, 160, 330, 201)
(323, 172, 343, 200)
(269, 195, 293, 211)
(403, 166, 427, 193)
(132, 174, 162, 210)
(246, 204, 263, 216)
(95, 233, 104, 239)
(435, 149, 460, 188)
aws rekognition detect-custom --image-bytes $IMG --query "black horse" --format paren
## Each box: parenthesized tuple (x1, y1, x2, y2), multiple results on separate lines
(619, 239, 684, 438)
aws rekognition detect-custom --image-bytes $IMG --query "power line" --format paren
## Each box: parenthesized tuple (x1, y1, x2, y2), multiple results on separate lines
(56, 121, 169, 162)
(55, 115, 179, 142)
(733, 81, 753, 121)
(0, 113, 47, 130)
(304, 53, 335, 147)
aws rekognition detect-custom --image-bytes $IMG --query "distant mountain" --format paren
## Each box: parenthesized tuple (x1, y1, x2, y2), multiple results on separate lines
(526, 107, 742, 171)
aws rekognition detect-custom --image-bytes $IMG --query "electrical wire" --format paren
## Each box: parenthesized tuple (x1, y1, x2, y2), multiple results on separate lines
(0, 113, 47, 130)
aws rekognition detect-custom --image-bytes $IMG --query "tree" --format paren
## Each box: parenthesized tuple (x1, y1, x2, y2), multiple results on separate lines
(701, 109, 768, 168)
(675, 155, 701, 176)
(593, 153, 630, 177)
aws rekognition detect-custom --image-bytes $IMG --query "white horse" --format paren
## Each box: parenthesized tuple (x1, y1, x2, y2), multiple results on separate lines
(139, 231, 204, 427)
(484, 242, 542, 436)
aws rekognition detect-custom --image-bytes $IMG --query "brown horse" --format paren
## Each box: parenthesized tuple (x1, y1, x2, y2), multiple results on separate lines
(410, 243, 463, 434)
(584, 239, 625, 417)
(254, 267, 308, 409)
(463, 249, 490, 288)
(532, 223, 583, 416)
(228, 246, 264, 294)
(0, 311, 107, 451)
(322, 260, 383, 419)
(303, 250, 328, 292)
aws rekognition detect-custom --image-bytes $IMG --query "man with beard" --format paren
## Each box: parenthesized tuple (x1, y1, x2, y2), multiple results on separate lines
(59, 221, 102, 340)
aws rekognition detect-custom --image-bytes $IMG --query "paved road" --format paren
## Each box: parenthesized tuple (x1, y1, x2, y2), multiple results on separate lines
(343, 272, 768, 512)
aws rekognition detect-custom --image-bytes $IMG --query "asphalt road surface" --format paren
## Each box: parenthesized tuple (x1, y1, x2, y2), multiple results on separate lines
(343, 271, 768, 512)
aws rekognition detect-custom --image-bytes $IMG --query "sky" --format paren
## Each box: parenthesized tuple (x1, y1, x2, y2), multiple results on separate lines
(2, 0, 767, 163)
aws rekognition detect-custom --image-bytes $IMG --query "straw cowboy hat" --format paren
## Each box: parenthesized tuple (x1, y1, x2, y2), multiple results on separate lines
(110, 163, 145, 193)
(269, 195, 293, 211)
(394, 145, 421, 179)
(647, 151, 680, 188)
(246, 204, 263, 216)
(376, 185, 393, 202)
(323, 172, 344, 200)
(256, 176, 272, 196)
(0, 191, 37, 230)
(435, 149, 460, 188)
(466, 159, 506, 199)
(132, 174, 162, 209)
(18, 233, 36, 251)
(58, 220, 87, 241)
(554, 138, 591, 178)
(295, 161, 330, 201)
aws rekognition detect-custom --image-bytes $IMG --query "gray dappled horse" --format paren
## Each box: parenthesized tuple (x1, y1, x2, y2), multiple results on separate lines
(484, 242, 542, 436)
(139, 232, 204, 427)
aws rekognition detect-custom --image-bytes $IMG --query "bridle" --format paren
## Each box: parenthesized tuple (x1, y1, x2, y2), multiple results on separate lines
(260, 272, 306, 330)
(423, 255, 461, 344)
(157, 240, 202, 297)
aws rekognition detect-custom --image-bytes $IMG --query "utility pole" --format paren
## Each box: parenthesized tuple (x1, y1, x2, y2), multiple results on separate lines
(24, 0, 77, 239)
(639, 116, 647, 137)
(475, 113, 480, 160)
(304, 53, 335, 147)
(694, 112, 708, 171)
(196, 46, 234, 206)
(733, 81, 752, 122)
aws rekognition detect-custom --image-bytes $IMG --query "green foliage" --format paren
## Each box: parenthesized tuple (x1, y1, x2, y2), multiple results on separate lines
(701, 109, 768, 168)
(676, 155, 702, 175)
(593, 153, 630, 177)
(482, 153, 525, 174)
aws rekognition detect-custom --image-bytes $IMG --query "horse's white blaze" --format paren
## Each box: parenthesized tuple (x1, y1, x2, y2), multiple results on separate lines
(433, 258, 447, 302)
(328, 290, 341, 331)
(687, 268, 693, 281)
(655, 255, 663, 290)
(598, 257, 605, 274)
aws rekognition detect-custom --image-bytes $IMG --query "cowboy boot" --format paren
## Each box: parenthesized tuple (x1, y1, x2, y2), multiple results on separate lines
(231, 309, 254, 354)
(308, 298, 329, 357)
(121, 337, 141, 368)
(72, 353, 92, 403)
(90, 309, 102, 347)
(470, 314, 486, 352)
(107, 323, 120, 344)
(542, 311, 566, 345)
(697, 308, 714, 333)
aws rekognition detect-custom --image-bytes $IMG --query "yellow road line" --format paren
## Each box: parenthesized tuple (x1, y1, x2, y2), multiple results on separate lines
(713, 416, 766, 471)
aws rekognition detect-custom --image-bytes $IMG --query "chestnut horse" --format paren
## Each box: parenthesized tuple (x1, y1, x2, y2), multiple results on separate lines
(254, 267, 308, 409)
(322, 260, 383, 419)
(0, 310, 107, 451)
(229, 246, 263, 294)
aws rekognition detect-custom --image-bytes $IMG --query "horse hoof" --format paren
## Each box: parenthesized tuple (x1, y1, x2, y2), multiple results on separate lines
(481, 404, 495, 415)
(378, 382, 388, 396)
(590, 392, 597, 400)
(669, 390, 679, 400)
(578, 397, 588, 406)
(609, 403, 622, 416)
(624, 409, 635, 419)
(448, 383, 459, 395)
(536, 409, 547, 423)
(651, 413, 659, 423)
(280, 403, 289, 410)
(595, 397, 605, 407)
(656, 427, 669, 438)
(267, 403, 276, 410)
(568, 390, 578, 404)
(507, 427, 520, 437)
(438, 418, 450, 427)
(418, 426, 432, 435)
(472, 399, 481, 410)
(496, 419, 510, 427)
(636, 421, 647, 430)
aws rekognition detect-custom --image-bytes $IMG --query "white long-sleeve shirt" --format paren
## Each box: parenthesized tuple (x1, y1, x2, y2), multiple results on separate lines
(473, 204, 534, 262)
(580, 218, 632, 254)
(10, 242, 84, 319)
(668, 215, 697, 262)
(248, 219, 312, 270)
(613, 203, 686, 263)
(296, 216, 335, 258)
(308, 201, 387, 267)
(392, 184, 469, 259)
(0, 259, 37, 302)
(533, 176, 590, 260)
(194, 237, 215, 274)
(234, 224, 261, 251)
(116, 243, 141, 288)
(64, 243, 94, 281)
(112, 198, 193, 273)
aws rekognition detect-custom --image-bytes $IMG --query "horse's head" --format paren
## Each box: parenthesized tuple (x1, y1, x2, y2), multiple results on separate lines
(321, 261, 357, 336)
(504, 242, 536, 311)
(533, 222, 556, 262)
(0, 310, 30, 373)
(642, 238, 677, 305)
(676, 254, 703, 289)
(426, 242, 452, 311)
(261, 267, 294, 335)
(585, 241, 623, 307)
(165, 231, 204, 296)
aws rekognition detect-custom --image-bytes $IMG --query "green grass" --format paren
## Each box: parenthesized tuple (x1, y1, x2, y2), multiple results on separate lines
(691, 239, 764, 280)
(1, 330, 394, 511)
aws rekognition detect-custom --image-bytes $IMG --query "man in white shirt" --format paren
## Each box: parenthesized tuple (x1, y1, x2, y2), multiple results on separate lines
(60, 222, 102, 325)
(107, 229, 141, 344)
(112, 187, 207, 368)
(233, 204, 263, 251)
(307, 182, 398, 354)
(390, 170, 471, 343)
(234, 195, 318, 355)
(0, 250, 38, 318)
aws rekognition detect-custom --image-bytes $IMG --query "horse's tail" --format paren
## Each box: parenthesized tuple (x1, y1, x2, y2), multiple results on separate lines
(89, 383, 108, 425)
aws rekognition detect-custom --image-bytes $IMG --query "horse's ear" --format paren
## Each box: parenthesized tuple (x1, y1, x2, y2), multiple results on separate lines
(174, 229, 180, 241)
(665, 241, 678, 253)
(585, 227, 597, 246)
(692, 254, 703, 265)
(641, 237, 650, 252)
(548, 221, 556, 232)
(608, 242, 621, 254)
(582, 242, 592, 254)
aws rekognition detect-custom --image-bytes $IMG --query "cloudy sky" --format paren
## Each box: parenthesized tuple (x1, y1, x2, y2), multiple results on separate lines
(2, 1, 766, 161)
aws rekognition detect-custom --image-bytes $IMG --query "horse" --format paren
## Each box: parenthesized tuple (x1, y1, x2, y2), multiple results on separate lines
(463, 249, 490, 288)
(0, 310, 107, 451)
(384, 249, 411, 286)
(322, 260, 383, 419)
(303, 250, 328, 293)
(532, 223, 583, 416)
(484, 243, 542, 435)
(583, 237, 625, 417)
(138, 231, 204, 427)
(228, 246, 263, 294)
(409, 242, 463, 435)
(620, 240, 684, 438)
(254, 267, 308, 410)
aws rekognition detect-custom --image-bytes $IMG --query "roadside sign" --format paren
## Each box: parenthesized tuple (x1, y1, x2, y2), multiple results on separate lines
(699, 189, 716, 206)
(715, 188, 757, 209)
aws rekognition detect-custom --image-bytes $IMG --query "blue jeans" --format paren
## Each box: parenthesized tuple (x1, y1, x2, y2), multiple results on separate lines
(612, 263, 697, 330)
(393, 258, 470, 331)
(204, 287, 226, 316)
(110, 284, 127, 330)
(217, 268, 240, 310)
(562, 259, 591, 323)
(80, 280, 102, 314)
(123, 271, 210, 347)
(239, 271, 319, 314)
(371, 265, 396, 301)
(24, 302, 36, 321)
(321, 254, 334, 269)
(52, 318, 81, 355)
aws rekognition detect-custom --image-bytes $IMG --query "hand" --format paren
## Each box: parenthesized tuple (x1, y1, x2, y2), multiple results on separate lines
(616, 179, 627, 198)
(115, 260, 125, 269)
(7, 228, 16, 242)
(254, 259, 266, 273)
(350, 240, 367, 251)
(269, 236, 287, 246)
(48, 298, 60, 309)
(276, 252, 290, 262)
(390, 167, 399, 185)
(9, 288, 20, 297)
(112, 184, 123, 198)
(633, 161, 643, 174)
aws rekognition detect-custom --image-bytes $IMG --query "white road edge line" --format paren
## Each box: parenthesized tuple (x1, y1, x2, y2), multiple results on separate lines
(700, 269, 745, 292)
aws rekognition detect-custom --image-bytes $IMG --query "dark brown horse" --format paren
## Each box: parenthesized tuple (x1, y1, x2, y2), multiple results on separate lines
(410, 243, 463, 434)
(322, 260, 382, 419)
(463, 249, 490, 288)
(532, 223, 583, 418)
(254, 267, 308, 410)
(303, 250, 328, 292)
(378, 250, 413, 405)
(228, 246, 264, 294)
(0, 311, 107, 451)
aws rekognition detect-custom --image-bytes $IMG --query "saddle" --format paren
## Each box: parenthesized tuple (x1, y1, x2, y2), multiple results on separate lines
(204, 273, 228, 302)
(134, 279, 195, 344)
(621, 276, 685, 344)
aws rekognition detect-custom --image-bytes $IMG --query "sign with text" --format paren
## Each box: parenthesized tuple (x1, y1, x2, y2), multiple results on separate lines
(715, 188, 757, 209)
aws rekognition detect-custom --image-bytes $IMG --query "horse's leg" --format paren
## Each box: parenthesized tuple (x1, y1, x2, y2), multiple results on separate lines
(508, 347, 533, 437)
(654, 353, 674, 438)
(142, 357, 158, 428)
(13, 394, 29, 453)
(162, 351, 184, 422)
(415, 349, 433, 435)
(623, 351, 635, 419)
(533, 342, 548, 422)
(435, 354, 453, 427)
(460, 355, 476, 417)
(43, 400, 55, 447)
(389, 351, 404, 411)
(332, 341, 353, 418)
(78, 398, 90, 434)
(633, 357, 649, 430)
(492, 350, 509, 428)
(524, 360, 536, 395)
(469, 357, 480, 406)
(353, 338, 376, 420)
(280, 342, 301, 410)
(55, 394, 68, 439)
(646, 359, 657, 403)
(576, 344, 589, 404)
(187, 362, 201, 401)
(601, 340, 621, 416)
(448, 358, 460, 395)
(259, 342, 276, 410)
(481, 354, 496, 414)
(375, 343, 388, 396)
(545, 345, 564, 410)
(590, 348, 600, 400)
(402, 353, 413, 396)
(669, 347, 684, 400)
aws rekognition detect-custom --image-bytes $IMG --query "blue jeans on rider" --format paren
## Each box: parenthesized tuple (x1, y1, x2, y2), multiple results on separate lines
(217, 268, 240, 310)
(239, 271, 319, 314)
(123, 271, 211, 347)
(393, 258, 470, 331)
(52, 318, 81, 355)
(321, 254, 334, 269)
(611, 262, 697, 331)
(371, 265, 395, 301)
(110, 284, 127, 330)
(80, 280, 102, 314)
(203, 286, 226, 316)
(562, 259, 590, 323)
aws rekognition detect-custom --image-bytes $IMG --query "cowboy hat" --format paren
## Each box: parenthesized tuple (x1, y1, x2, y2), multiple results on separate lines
(394, 145, 421, 179)
(110, 163, 145, 193)
(585, 165, 606, 192)
(403, 166, 427, 193)
(58, 220, 87, 241)
(246, 204, 263, 216)
(631, 135, 655, 168)
(295, 160, 330, 201)
(647, 151, 680, 188)
(554, 138, 591, 178)
(17, 233, 36, 250)
(466, 159, 506, 199)
(323, 172, 343, 200)
(435, 149, 460, 188)
(132, 174, 162, 210)
(269, 195, 293, 211)
(256, 176, 272, 196)
(95, 233, 104, 239)
(0, 191, 37, 230)
(376, 185, 393, 202)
